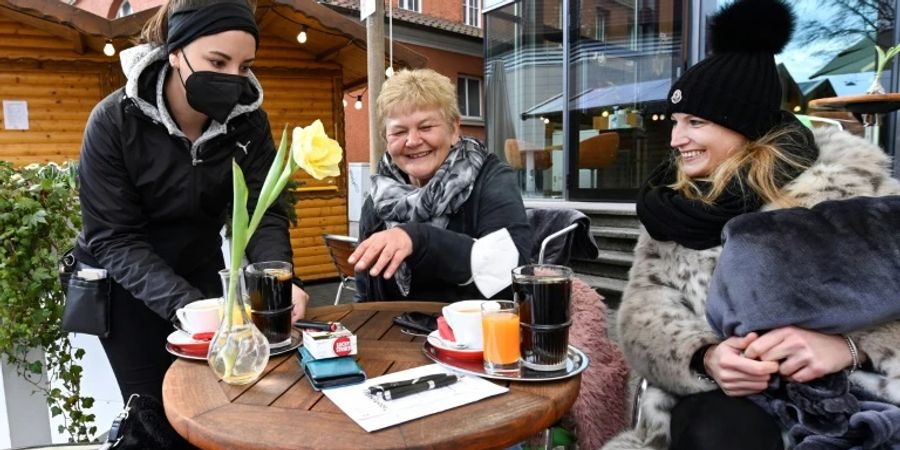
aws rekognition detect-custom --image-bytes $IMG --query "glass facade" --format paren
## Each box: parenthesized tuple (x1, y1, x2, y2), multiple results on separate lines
(485, 0, 566, 198)
(567, 0, 683, 200)
(485, 0, 683, 200)
(485, 0, 898, 201)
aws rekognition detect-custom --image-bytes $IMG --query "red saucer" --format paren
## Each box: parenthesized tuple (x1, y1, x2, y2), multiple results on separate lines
(426, 330, 483, 361)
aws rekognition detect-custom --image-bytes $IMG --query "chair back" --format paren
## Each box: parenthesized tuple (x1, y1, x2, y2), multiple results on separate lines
(504, 139, 553, 171)
(525, 208, 598, 265)
(578, 132, 619, 169)
(322, 234, 358, 279)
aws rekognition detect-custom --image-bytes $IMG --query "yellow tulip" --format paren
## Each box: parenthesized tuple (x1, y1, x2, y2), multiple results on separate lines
(291, 119, 343, 180)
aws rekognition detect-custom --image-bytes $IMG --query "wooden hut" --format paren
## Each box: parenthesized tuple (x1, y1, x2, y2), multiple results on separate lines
(0, 0, 425, 281)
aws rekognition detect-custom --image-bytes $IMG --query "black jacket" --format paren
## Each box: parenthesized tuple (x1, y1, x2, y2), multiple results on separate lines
(356, 153, 530, 301)
(74, 45, 290, 321)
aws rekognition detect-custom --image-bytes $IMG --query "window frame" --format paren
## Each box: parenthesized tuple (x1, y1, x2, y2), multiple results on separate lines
(399, 0, 422, 13)
(595, 7, 609, 42)
(464, 0, 481, 27)
(115, 0, 132, 18)
(457, 75, 483, 120)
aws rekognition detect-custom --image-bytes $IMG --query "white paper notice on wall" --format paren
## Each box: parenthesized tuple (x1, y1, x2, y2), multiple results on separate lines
(3, 100, 29, 130)
(360, 0, 375, 20)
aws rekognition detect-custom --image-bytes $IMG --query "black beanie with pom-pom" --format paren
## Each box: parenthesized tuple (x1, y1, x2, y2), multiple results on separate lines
(667, 0, 795, 140)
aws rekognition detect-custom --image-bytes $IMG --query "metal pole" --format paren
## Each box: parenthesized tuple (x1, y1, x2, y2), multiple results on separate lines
(367, 0, 386, 174)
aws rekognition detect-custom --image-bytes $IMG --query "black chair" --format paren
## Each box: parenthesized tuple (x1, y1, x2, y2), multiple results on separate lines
(525, 208, 599, 265)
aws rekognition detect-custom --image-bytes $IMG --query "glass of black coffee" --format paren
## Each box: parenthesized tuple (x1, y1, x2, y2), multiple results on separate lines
(512, 264, 573, 371)
(243, 261, 294, 348)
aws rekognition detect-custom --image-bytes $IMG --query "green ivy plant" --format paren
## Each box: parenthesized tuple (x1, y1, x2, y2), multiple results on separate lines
(0, 160, 95, 442)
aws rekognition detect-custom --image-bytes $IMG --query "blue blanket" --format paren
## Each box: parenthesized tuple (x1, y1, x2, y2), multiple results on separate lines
(707, 195, 900, 338)
(705, 195, 900, 449)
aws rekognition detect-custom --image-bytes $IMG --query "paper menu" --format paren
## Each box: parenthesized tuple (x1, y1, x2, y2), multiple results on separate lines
(322, 363, 508, 432)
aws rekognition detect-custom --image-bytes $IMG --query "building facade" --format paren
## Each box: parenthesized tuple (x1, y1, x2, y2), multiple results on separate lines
(484, 0, 900, 203)
(321, 0, 487, 166)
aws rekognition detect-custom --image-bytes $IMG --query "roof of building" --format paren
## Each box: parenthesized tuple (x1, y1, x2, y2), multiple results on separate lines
(321, 0, 483, 38)
(0, 0, 426, 88)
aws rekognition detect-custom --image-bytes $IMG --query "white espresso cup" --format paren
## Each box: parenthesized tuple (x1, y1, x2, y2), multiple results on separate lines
(175, 298, 222, 335)
(442, 300, 487, 349)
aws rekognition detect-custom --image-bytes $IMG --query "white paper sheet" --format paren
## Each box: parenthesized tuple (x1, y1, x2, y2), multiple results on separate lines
(322, 363, 508, 432)
(3, 100, 28, 130)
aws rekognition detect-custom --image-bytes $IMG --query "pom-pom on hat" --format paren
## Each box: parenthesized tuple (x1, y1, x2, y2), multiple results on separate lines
(667, 0, 795, 140)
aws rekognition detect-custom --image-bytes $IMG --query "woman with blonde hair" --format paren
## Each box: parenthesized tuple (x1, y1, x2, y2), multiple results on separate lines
(605, 0, 900, 449)
(350, 68, 530, 302)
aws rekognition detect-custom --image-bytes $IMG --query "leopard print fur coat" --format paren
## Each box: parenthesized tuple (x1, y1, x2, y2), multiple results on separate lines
(602, 128, 900, 450)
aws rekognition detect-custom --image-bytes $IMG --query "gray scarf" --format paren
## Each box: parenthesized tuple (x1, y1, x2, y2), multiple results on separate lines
(369, 137, 487, 295)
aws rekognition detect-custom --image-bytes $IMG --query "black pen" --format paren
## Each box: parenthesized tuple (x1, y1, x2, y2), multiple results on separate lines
(294, 320, 338, 332)
(368, 373, 450, 394)
(381, 374, 458, 400)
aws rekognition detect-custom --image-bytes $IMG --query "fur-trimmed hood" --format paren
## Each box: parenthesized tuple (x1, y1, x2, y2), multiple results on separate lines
(118, 43, 265, 164)
(605, 127, 900, 450)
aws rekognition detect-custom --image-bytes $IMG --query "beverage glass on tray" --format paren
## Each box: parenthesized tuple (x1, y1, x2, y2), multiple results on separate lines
(512, 264, 573, 371)
(481, 300, 520, 373)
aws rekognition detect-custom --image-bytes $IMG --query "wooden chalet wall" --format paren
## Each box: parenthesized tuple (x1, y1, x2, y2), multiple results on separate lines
(0, 15, 122, 165)
(254, 31, 349, 281)
(0, 15, 348, 281)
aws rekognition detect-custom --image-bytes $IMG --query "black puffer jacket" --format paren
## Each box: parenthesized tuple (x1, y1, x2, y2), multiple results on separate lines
(74, 44, 290, 321)
(356, 152, 530, 302)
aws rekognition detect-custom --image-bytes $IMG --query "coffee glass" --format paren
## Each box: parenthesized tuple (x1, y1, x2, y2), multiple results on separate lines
(481, 300, 520, 373)
(512, 264, 573, 371)
(243, 261, 294, 348)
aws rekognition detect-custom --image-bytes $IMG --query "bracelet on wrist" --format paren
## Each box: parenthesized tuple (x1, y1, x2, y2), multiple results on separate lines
(843, 335, 860, 373)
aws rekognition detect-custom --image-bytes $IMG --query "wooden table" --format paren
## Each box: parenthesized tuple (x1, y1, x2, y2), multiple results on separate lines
(809, 93, 900, 145)
(163, 301, 581, 450)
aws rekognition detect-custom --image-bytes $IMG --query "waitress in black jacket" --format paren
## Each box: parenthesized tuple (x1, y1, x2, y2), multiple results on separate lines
(73, 0, 308, 401)
(351, 69, 530, 302)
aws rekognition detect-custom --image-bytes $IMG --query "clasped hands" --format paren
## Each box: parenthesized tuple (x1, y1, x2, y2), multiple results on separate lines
(705, 326, 856, 397)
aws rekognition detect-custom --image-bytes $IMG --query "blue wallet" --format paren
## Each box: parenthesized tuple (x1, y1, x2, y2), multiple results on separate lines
(297, 346, 366, 391)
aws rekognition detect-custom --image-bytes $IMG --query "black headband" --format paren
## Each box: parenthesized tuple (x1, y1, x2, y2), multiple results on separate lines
(166, 1, 259, 54)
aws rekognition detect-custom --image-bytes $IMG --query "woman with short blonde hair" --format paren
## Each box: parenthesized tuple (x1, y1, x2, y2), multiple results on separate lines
(351, 68, 530, 302)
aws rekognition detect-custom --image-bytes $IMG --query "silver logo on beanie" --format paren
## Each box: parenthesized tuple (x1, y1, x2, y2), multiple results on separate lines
(671, 89, 682, 104)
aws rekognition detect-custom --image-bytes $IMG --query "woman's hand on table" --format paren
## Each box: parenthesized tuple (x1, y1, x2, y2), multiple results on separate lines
(292, 284, 309, 321)
(706, 333, 779, 397)
(742, 325, 853, 383)
(348, 228, 413, 279)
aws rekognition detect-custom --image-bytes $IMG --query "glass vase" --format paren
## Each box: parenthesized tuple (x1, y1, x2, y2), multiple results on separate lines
(207, 268, 269, 385)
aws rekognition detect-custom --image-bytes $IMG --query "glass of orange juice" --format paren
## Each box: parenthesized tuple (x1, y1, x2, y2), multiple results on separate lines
(481, 300, 520, 373)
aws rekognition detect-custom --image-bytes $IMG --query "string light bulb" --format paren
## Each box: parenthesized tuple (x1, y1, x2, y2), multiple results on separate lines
(103, 41, 116, 57)
(385, 66, 394, 77)
(601, 110, 609, 118)
(297, 26, 308, 44)
(354, 95, 363, 110)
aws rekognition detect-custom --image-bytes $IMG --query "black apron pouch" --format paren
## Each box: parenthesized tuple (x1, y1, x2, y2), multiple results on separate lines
(62, 275, 111, 337)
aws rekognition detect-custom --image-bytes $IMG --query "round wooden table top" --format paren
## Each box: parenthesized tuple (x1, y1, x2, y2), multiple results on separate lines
(163, 301, 581, 450)
(808, 93, 900, 115)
